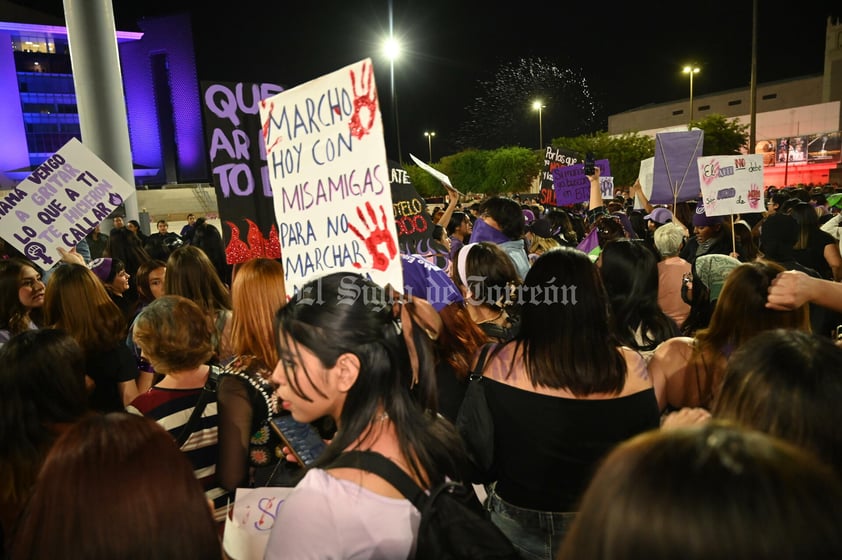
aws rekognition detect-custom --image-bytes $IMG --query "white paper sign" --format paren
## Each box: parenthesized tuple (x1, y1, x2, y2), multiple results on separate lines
(636, 157, 655, 210)
(258, 58, 403, 297)
(600, 176, 615, 200)
(0, 137, 133, 269)
(408, 153, 464, 195)
(696, 154, 765, 216)
(222, 487, 294, 560)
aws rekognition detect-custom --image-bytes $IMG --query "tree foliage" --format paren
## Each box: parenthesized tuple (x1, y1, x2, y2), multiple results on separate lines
(691, 114, 750, 156)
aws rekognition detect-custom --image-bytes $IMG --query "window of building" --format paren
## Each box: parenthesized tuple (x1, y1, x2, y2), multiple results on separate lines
(762, 93, 777, 100)
(699, 105, 710, 111)
(672, 109, 684, 116)
(728, 100, 742, 106)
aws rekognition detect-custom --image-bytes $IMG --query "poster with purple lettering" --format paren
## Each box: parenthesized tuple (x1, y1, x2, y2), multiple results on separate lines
(552, 159, 611, 206)
(258, 59, 401, 297)
(202, 81, 284, 264)
(696, 154, 765, 217)
(0, 138, 132, 269)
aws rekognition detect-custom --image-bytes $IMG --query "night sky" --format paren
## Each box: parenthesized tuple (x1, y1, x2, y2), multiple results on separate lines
(17, 0, 842, 160)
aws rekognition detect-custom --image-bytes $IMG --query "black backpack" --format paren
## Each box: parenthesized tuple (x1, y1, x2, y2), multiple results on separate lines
(328, 450, 518, 560)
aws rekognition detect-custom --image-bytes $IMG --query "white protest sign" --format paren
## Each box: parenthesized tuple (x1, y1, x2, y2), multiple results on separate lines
(259, 58, 402, 297)
(222, 487, 294, 560)
(600, 176, 615, 200)
(636, 157, 654, 210)
(408, 153, 464, 195)
(0, 137, 133, 269)
(697, 154, 765, 216)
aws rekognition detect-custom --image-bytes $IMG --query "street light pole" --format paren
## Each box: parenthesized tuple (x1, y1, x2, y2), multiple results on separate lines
(683, 65, 700, 123)
(532, 100, 545, 149)
(424, 131, 435, 163)
(384, 37, 402, 165)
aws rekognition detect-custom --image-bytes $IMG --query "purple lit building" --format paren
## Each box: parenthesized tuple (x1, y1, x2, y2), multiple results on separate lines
(0, 3, 206, 188)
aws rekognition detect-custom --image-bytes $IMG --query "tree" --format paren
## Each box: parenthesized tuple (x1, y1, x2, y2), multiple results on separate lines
(455, 58, 601, 151)
(691, 114, 750, 156)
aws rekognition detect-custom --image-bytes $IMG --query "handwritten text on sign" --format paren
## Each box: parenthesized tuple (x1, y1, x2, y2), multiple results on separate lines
(0, 138, 133, 267)
(552, 159, 611, 206)
(259, 58, 402, 296)
(697, 154, 765, 217)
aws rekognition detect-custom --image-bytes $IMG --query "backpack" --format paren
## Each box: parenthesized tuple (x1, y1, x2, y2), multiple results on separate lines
(328, 450, 518, 560)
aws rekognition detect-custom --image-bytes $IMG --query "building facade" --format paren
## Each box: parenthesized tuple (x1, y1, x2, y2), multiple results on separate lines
(608, 17, 842, 187)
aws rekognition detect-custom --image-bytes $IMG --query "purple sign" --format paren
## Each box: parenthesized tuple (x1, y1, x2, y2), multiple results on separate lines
(651, 130, 703, 204)
(552, 159, 611, 206)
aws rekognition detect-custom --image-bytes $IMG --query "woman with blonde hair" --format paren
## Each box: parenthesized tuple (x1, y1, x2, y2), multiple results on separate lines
(44, 263, 149, 411)
(217, 258, 293, 489)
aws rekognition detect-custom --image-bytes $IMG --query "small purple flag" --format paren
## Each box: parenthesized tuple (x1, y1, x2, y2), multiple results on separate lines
(576, 227, 601, 259)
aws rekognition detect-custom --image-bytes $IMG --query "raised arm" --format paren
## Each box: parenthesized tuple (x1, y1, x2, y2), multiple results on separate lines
(629, 178, 654, 214)
(766, 270, 842, 312)
(437, 183, 460, 227)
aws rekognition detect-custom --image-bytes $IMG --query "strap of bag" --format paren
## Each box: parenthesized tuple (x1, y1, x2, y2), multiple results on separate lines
(469, 343, 495, 381)
(174, 365, 220, 448)
(327, 450, 428, 510)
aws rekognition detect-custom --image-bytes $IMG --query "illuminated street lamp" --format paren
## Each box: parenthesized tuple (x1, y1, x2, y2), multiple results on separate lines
(683, 64, 700, 123)
(383, 35, 402, 164)
(424, 131, 436, 163)
(532, 100, 545, 149)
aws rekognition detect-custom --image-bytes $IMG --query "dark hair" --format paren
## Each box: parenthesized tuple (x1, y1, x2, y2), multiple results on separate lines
(165, 245, 231, 317)
(479, 196, 526, 240)
(135, 259, 167, 305)
(273, 272, 467, 486)
(0, 257, 43, 335)
(509, 247, 627, 395)
(594, 215, 625, 248)
(600, 239, 680, 351)
(11, 413, 222, 560)
(446, 211, 468, 236)
(557, 421, 842, 560)
(713, 329, 842, 475)
(191, 219, 231, 286)
(454, 242, 521, 311)
(0, 329, 87, 510)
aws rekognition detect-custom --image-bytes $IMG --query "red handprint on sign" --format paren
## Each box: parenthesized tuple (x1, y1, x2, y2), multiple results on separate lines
(348, 201, 397, 271)
(348, 61, 378, 140)
(748, 183, 762, 210)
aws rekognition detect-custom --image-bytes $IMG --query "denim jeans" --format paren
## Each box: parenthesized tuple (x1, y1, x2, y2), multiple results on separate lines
(487, 488, 576, 560)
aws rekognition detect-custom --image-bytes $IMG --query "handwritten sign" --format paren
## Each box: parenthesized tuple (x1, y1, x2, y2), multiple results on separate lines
(697, 154, 765, 216)
(390, 160, 434, 255)
(0, 138, 132, 268)
(552, 159, 611, 206)
(222, 487, 294, 560)
(202, 81, 285, 264)
(635, 157, 654, 210)
(539, 146, 578, 206)
(258, 58, 402, 297)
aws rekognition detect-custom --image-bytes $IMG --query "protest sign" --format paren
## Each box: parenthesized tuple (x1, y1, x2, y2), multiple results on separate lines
(651, 129, 703, 204)
(635, 157, 654, 210)
(389, 160, 434, 255)
(408, 153, 463, 194)
(697, 154, 765, 216)
(540, 147, 579, 206)
(552, 159, 611, 206)
(258, 58, 402, 297)
(0, 137, 133, 268)
(222, 487, 294, 560)
(202, 81, 284, 263)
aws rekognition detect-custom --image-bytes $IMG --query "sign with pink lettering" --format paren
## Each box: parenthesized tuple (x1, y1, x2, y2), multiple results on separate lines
(259, 58, 401, 297)
(696, 154, 765, 217)
(0, 138, 133, 268)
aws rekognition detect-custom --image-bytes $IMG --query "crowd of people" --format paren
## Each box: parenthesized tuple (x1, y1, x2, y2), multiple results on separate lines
(2, 174, 842, 560)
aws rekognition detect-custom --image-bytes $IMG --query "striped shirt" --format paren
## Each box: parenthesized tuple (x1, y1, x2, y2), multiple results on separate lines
(128, 384, 230, 522)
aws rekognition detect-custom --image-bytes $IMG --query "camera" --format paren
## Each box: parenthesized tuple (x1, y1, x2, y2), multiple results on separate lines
(583, 152, 595, 176)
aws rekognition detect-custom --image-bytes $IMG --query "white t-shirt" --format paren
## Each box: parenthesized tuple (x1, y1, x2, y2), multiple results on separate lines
(264, 468, 420, 560)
